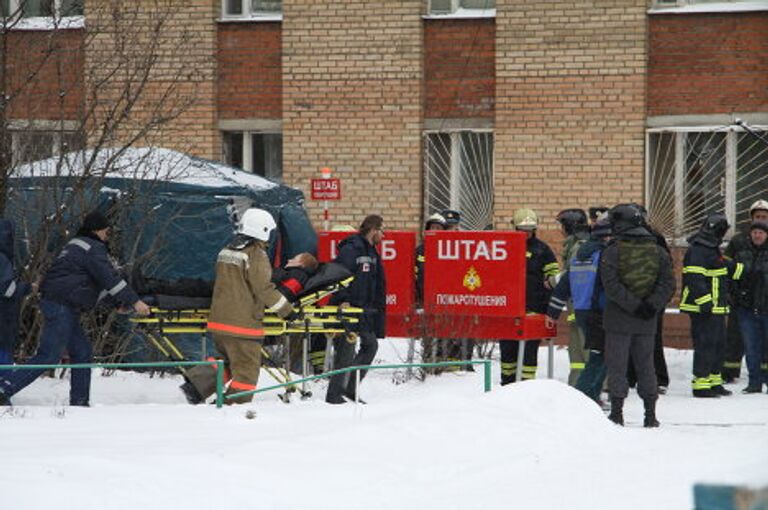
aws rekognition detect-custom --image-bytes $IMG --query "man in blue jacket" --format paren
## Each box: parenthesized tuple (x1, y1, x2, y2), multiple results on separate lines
(0, 219, 32, 364)
(326, 214, 387, 404)
(0, 211, 150, 406)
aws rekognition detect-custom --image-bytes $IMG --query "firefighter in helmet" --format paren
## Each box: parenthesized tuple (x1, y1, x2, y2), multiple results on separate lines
(499, 208, 559, 385)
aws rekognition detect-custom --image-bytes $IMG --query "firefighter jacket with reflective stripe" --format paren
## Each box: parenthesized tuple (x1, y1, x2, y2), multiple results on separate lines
(680, 239, 744, 315)
(40, 234, 139, 310)
(415, 242, 426, 306)
(208, 241, 292, 339)
(731, 242, 768, 315)
(525, 235, 559, 314)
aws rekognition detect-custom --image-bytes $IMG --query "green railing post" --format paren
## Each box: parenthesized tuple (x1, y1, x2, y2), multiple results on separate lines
(483, 359, 492, 392)
(215, 360, 224, 408)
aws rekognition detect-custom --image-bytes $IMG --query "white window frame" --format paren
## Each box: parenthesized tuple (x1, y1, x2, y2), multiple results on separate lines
(2, 0, 82, 19)
(649, 1, 768, 14)
(645, 125, 768, 245)
(221, 129, 283, 182)
(424, 0, 496, 19)
(7, 120, 83, 166)
(220, 0, 282, 22)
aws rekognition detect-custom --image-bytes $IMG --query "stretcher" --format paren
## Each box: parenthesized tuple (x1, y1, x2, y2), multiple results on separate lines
(130, 263, 363, 402)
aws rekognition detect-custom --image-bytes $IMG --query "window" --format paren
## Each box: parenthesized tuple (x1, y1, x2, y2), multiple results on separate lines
(651, 0, 763, 9)
(9, 128, 85, 165)
(222, 131, 282, 181)
(646, 127, 768, 243)
(1, 0, 82, 18)
(222, 0, 281, 19)
(427, 0, 495, 15)
(424, 130, 494, 230)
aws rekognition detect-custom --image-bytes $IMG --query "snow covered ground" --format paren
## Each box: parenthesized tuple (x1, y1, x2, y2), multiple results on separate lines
(1, 341, 766, 510)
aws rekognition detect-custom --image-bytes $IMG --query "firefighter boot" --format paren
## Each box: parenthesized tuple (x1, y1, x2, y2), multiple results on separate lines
(643, 398, 660, 428)
(608, 397, 624, 426)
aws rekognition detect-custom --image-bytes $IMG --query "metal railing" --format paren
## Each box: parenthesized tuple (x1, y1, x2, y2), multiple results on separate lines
(0, 360, 227, 408)
(227, 359, 493, 402)
(0, 359, 492, 408)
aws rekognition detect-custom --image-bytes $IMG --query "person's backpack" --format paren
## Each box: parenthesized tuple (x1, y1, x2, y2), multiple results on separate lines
(617, 238, 660, 299)
(569, 250, 602, 311)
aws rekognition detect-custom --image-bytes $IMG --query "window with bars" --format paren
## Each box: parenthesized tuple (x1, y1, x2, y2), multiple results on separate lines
(1, 0, 82, 18)
(424, 130, 494, 230)
(222, 131, 283, 182)
(222, 0, 281, 19)
(653, 0, 758, 6)
(646, 127, 768, 244)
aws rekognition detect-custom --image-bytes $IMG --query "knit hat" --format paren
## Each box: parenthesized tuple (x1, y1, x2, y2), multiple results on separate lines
(750, 221, 768, 234)
(81, 211, 110, 232)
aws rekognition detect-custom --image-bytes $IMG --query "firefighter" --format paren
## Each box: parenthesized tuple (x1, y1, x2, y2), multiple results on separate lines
(723, 199, 768, 383)
(326, 214, 387, 404)
(500, 208, 559, 385)
(556, 208, 591, 386)
(415, 213, 446, 370)
(681, 214, 744, 398)
(601, 204, 675, 427)
(0, 211, 151, 406)
(182, 208, 294, 405)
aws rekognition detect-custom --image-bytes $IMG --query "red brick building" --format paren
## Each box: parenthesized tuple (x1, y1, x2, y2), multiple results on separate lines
(4, 1, 768, 345)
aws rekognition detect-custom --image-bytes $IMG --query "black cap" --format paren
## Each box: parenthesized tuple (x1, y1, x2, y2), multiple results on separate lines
(750, 221, 768, 235)
(81, 211, 110, 232)
(441, 209, 461, 225)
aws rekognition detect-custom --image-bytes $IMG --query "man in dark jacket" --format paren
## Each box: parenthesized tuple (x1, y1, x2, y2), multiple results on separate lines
(682, 214, 744, 398)
(0, 219, 32, 364)
(601, 204, 675, 427)
(730, 221, 768, 393)
(326, 214, 387, 404)
(415, 213, 446, 370)
(0, 211, 150, 406)
(723, 199, 768, 382)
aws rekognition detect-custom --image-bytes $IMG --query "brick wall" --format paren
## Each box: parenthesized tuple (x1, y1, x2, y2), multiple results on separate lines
(5, 30, 84, 121)
(648, 12, 768, 117)
(281, 0, 423, 230)
(85, 0, 218, 158)
(424, 19, 495, 119)
(218, 22, 282, 119)
(494, 1, 648, 237)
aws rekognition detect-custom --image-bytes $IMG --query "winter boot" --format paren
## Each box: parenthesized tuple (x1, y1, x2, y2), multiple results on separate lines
(607, 397, 624, 426)
(643, 398, 660, 428)
(711, 385, 732, 396)
(692, 388, 720, 398)
(180, 381, 204, 405)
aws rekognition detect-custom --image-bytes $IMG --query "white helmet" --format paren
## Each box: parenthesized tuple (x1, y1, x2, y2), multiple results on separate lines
(238, 208, 276, 241)
(750, 199, 768, 216)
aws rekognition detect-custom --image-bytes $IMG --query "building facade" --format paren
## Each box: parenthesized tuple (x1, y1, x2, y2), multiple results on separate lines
(4, 1, 767, 244)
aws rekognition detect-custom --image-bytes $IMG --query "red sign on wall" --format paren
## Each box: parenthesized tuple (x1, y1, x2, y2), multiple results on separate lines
(423, 231, 527, 319)
(317, 231, 417, 336)
(311, 178, 341, 200)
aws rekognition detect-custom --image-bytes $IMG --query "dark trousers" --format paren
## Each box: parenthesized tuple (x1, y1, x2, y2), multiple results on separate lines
(723, 312, 744, 379)
(628, 313, 669, 388)
(736, 308, 768, 389)
(0, 299, 92, 405)
(690, 314, 726, 380)
(499, 340, 540, 385)
(326, 331, 378, 400)
(575, 351, 607, 403)
(605, 331, 657, 401)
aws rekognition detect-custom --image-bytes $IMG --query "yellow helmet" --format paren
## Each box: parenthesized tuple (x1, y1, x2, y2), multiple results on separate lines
(750, 199, 768, 216)
(512, 208, 538, 230)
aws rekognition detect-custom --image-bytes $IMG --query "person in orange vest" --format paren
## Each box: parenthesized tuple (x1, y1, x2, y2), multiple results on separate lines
(181, 208, 294, 405)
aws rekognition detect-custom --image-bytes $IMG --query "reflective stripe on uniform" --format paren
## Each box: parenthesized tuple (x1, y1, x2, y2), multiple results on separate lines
(3, 280, 16, 298)
(709, 373, 723, 387)
(500, 361, 517, 376)
(267, 295, 289, 313)
(692, 377, 710, 390)
(229, 380, 256, 391)
(107, 280, 127, 296)
(570, 362, 585, 370)
(217, 249, 249, 269)
(417, 255, 425, 262)
(694, 294, 712, 305)
(207, 321, 265, 338)
(732, 262, 744, 280)
(723, 361, 741, 369)
(68, 238, 91, 251)
(522, 365, 537, 379)
(567, 313, 575, 322)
